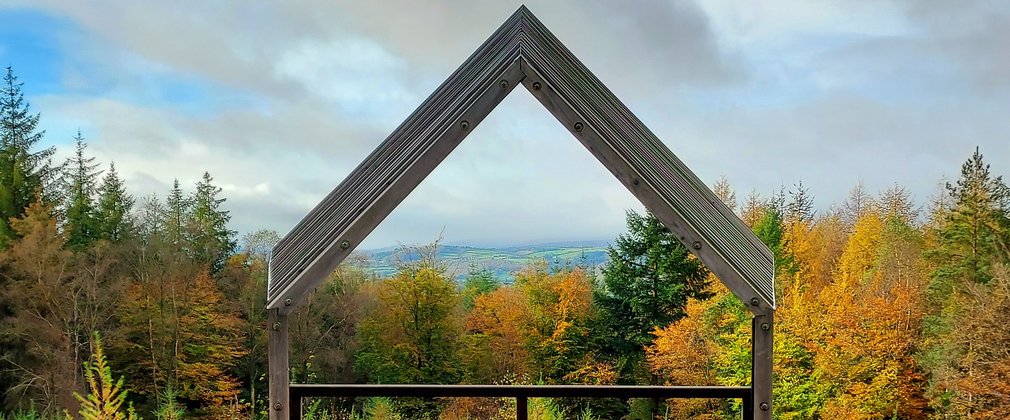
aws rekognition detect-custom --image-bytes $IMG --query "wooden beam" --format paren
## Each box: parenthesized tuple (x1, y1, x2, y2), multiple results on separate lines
(268, 309, 290, 420)
(751, 308, 773, 419)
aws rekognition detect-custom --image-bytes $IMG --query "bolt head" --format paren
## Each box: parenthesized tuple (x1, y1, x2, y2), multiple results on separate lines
(272, 322, 281, 331)
(460, 120, 470, 130)
(760, 402, 770, 411)
(499, 79, 509, 89)
(573, 122, 584, 132)
(284, 298, 292, 306)
(274, 402, 283, 411)
(532, 82, 542, 90)
(761, 323, 770, 332)
(340, 240, 351, 249)
(750, 297, 760, 307)
(692, 241, 702, 250)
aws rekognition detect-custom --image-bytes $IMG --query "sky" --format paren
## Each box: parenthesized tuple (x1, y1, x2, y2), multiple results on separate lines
(1, 0, 1008, 249)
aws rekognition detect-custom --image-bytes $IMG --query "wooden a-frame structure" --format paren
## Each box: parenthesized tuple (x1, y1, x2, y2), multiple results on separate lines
(268, 6, 775, 419)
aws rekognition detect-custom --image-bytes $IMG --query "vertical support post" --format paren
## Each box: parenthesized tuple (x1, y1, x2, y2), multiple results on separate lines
(268, 309, 290, 420)
(516, 395, 528, 420)
(751, 309, 773, 420)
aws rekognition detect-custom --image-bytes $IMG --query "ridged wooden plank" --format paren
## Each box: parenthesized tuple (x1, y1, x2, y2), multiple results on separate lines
(268, 5, 775, 312)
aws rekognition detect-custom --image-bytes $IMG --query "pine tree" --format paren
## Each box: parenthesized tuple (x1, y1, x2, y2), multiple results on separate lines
(0, 66, 54, 246)
(95, 162, 135, 242)
(62, 130, 102, 249)
(187, 172, 236, 271)
(933, 147, 1010, 286)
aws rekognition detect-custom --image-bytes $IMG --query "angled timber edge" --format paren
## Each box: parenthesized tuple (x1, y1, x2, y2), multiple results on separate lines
(267, 5, 775, 316)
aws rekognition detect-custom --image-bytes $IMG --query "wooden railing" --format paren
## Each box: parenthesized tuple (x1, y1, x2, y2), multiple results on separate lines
(289, 384, 753, 420)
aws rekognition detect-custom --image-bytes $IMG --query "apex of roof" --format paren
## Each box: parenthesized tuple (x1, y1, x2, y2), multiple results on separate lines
(268, 6, 775, 314)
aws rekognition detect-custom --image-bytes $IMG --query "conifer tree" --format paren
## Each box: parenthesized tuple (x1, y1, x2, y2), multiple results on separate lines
(187, 172, 236, 271)
(164, 179, 188, 249)
(595, 211, 710, 369)
(786, 180, 815, 224)
(0, 66, 54, 246)
(62, 130, 101, 249)
(933, 147, 1010, 286)
(95, 162, 135, 242)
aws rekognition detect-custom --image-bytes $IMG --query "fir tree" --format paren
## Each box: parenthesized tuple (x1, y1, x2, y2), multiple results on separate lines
(786, 180, 814, 224)
(164, 179, 188, 249)
(0, 66, 54, 246)
(187, 172, 236, 272)
(95, 162, 134, 242)
(596, 211, 710, 357)
(62, 130, 101, 249)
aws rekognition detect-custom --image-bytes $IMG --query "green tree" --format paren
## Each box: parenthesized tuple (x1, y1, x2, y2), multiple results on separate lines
(460, 265, 498, 310)
(164, 179, 187, 250)
(931, 147, 1010, 288)
(95, 162, 134, 242)
(596, 211, 709, 356)
(62, 130, 102, 250)
(0, 66, 54, 246)
(187, 172, 236, 272)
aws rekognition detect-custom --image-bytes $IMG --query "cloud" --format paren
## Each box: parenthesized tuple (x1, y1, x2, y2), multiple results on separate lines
(7, 0, 1010, 248)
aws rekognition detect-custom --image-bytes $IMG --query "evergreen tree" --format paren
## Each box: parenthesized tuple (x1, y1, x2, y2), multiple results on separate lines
(595, 211, 710, 370)
(95, 162, 135, 242)
(932, 147, 1010, 287)
(460, 265, 498, 310)
(752, 207, 789, 271)
(786, 180, 814, 224)
(0, 66, 54, 246)
(187, 172, 236, 271)
(164, 179, 188, 250)
(62, 130, 101, 249)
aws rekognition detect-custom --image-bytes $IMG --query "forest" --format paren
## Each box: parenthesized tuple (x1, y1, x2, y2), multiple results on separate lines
(1, 65, 1009, 419)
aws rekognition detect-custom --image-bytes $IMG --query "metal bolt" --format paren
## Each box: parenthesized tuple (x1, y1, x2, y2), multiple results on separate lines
(340, 240, 350, 249)
(532, 82, 542, 90)
(284, 298, 292, 306)
(761, 323, 770, 332)
(760, 402, 770, 411)
(274, 402, 283, 411)
(460, 120, 470, 131)
(632, 179, 640, 186)
(500, 79, 509, 89)
(573, 122, 584, 132)
(750, 297, 760, 307)
(272, 322, 281, 331)
(692, 241, 702, 250)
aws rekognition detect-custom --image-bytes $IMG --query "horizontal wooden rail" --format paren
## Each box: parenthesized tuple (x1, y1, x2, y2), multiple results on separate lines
(289, 384, 753, 419)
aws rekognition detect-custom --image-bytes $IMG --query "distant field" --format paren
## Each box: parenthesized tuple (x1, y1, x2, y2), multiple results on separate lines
(358, 242, 612, 282)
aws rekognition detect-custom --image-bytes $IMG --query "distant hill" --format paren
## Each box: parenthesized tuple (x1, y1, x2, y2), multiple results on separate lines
(358, 242, 612, 283)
